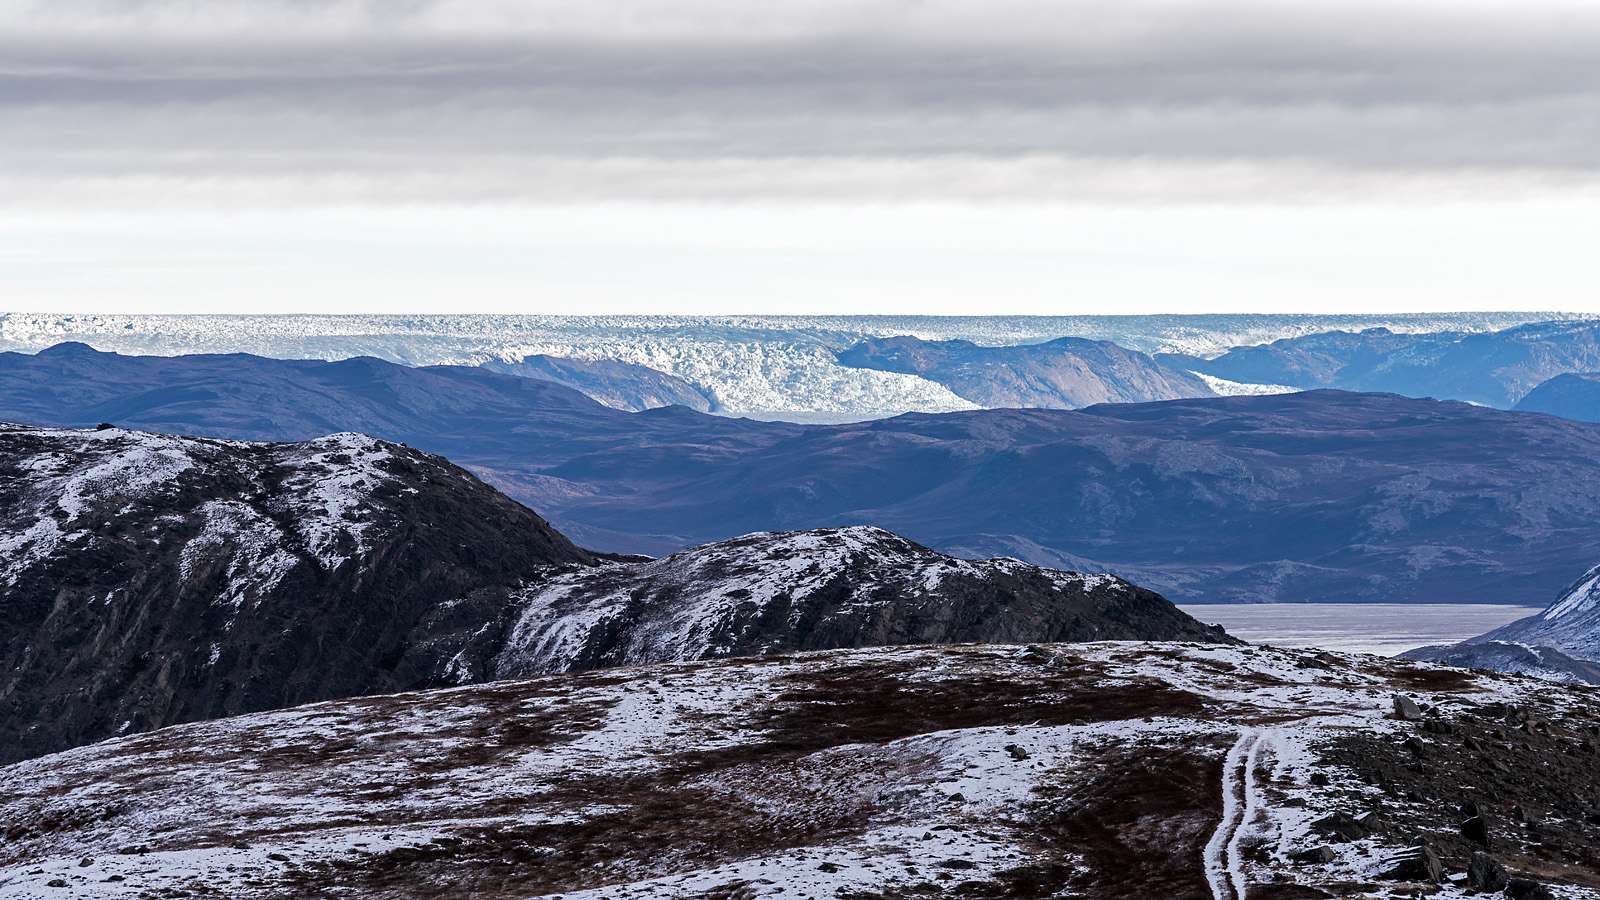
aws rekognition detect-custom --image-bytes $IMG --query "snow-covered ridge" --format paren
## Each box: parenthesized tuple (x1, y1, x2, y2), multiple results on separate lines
(0, 424, 400, 589)
(0, 311, 1565, 421)
(492, 524, 1193, 678)
(1541, 565, 1600, 622)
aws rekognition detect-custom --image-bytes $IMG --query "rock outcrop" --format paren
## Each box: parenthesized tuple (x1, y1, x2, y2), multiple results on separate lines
(492, 525, 1233, 677)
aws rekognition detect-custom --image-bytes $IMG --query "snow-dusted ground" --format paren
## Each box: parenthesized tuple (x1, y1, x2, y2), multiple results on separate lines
(0, 311, 1565, 421)
(3, 642, 1597, 899)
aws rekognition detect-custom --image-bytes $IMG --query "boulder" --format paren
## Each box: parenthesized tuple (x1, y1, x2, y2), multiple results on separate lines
(1310, 812, 1368, 842)
(1394, 695, 1424, 721)
(1466, 851, 1508, 892)
(1380, 844, 1442, 883)
(1506, 877, 1556, 900)
(1290, 846, 1336, 864)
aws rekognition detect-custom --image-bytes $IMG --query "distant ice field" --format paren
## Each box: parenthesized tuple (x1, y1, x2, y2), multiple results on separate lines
(0, 310, 1567, 421)
(1177, 603, 1537, 657)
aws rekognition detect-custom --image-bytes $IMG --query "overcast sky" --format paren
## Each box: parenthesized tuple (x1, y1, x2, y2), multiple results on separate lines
(6, 0, 1600, 314)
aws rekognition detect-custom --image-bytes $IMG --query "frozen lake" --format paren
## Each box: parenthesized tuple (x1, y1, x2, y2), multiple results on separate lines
(1175, 603, 1539, 657)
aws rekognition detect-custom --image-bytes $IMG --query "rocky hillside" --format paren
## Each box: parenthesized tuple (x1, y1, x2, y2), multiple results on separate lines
(0, 423, 593, 765)
(492, 526, 1231, 677)
(837, 335, 1218, 408)
(2, 642, 1596, 899)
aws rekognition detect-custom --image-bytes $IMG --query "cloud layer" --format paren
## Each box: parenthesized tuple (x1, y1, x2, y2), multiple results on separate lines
(5, 0, 1600, 205)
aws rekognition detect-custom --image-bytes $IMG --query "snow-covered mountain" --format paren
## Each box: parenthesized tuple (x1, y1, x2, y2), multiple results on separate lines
(2, 642, 1593, 899)
(0, 311, 1565, 421)
(493, 526, 1230, 677)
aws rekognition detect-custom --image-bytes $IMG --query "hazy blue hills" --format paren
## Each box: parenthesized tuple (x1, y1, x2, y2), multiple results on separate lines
(836, 334, 1218, 408)
(6, 343, 1600, 605)
(1167, 319, 1600, 408)
(1514, 371, 1600, 422)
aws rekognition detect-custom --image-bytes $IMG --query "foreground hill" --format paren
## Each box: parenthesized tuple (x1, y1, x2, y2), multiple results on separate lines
(9, 345, 1600, 604)
(836, 335, 1218, 408)
(2, 643, 1594, 899)
(0, 423, 1218, 763)
(0, 423, 592, 764)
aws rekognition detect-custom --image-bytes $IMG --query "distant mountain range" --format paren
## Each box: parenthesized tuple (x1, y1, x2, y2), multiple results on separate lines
(0, 311, 1570, 420)
(0, 421, 1221, 763)
(1166, 320, 1600, 408)
(6, 343, 1600, 608)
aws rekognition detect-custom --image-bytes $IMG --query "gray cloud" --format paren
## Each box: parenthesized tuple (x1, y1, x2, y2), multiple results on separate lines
(5, 1, 1600, 204)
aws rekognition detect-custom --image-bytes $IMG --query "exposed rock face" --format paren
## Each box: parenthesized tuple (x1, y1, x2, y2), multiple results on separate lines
(1174, 320, 1600, 408)
(480, 355, 713, 413)
(836, 335, 1218, 409)
(0, 423, 592, 765)
(1514, 371, 1600, 422)
(492, 526, 1233, 677)
(1400, 640, 1600, 684)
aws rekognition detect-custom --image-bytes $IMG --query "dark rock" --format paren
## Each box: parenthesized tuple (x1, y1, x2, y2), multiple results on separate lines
(1290, 846, 1336, 864)
(231, 840, 250, 850)
(267, 853, 290, 862)
(1505, 877, 1556, 900)
(939, 860, 976, 870)
(1466, 851, 1508, 891)
(1460, 815, 1490, 848)
(1282, 797, 1308, 808)
(77, 858, 92, 867)
(817, 862, 839, 873)
(1380, 844, 1442, 883)
(1423, 718, 1454, 735)
(1309, 772, 1330, 786)
(1310, 812, 1369, 842)
(1005, 744, 1030, 761)
(46, 880, 68, 888)
(1394, 695, 1424, 721)
(1459, 799, 1481, 818)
